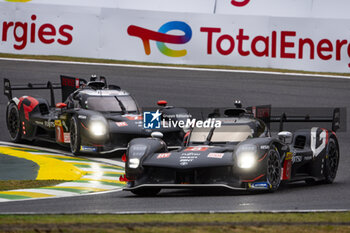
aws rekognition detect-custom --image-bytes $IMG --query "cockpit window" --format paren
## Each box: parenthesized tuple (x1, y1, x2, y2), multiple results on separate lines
(189, 127, 211, 143)
(117, 96, 138, 112)
(86, 96, 138, 113)
(210, 125, 252, 142)
(189, 124, 253, 144)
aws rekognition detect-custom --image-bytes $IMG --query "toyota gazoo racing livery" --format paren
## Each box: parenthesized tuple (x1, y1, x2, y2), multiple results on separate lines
(123, 104, 340, 196)
(4, 75, 187, 155)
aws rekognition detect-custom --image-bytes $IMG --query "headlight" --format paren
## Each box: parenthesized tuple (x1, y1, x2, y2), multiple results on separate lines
(129, 158, 140, 169)
(89, 116, 107, 136)
(236, 144, 257, 169)
(237, 152, 256, 169)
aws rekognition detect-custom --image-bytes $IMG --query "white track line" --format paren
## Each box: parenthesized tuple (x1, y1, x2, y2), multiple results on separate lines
(10, 189, 80, 197)
(89, 209, 350, 215)
(80, 157, 125, 167)
(0, 188, 123, 203)
(79, 167, 124, 173)
(1, 57, 350, 80)
(0, 198, 12, 202)
(55, 182, 121, 190)
(83, 175, 122, 180)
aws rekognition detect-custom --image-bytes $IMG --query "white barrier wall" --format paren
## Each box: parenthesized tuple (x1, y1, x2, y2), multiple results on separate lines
(0, 1, 349, 73)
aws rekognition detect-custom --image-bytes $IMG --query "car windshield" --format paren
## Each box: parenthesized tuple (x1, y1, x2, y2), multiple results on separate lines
(86, 96, 138, 113)
(211, 125, 253, 142)
(189, 125, 253, 143)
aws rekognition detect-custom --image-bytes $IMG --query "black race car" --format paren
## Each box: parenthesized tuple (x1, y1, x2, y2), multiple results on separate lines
(123, 104, 340, 196)
(4, 76, 187, 155)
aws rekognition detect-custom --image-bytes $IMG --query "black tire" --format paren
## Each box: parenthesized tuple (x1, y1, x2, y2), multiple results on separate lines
(266, 148, 282, 192)
(70, 116, 81, 155)
(131, 188, 161, 197)
(323, 138, 339, 184)
(6, 103, 22, 142)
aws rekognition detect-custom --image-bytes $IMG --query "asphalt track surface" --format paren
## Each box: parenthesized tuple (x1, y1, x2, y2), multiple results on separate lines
(0, 154, 38, 180)
(0, 59, 350, 213)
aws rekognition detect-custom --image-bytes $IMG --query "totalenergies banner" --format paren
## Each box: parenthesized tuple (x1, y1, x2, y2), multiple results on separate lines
(217, 0, 350, 19)
(0, 1, 350, 73)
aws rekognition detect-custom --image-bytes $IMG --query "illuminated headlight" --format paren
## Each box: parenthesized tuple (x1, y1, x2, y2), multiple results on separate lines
(89, 116, 107, 136)
(90, 121, 107, 136)
(236, 145, 257, 169)
(129, 158, 140, 169)
(237, 152, 256, 169)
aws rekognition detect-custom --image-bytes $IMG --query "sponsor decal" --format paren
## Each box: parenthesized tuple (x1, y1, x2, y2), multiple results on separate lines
(63, 133, 70, 143)
(249, 182, 270, 189)
(44, 120, 55, 128)
(292, 155, 303, 163)
(80, 146, 97, 152)
(55, 120, 62, 126)
(200, 28, 350, 69)
(157, 153, 171, 159)
(61, 77, 82, 89)
(184, 147, 208, 152)
(78, 115, 87, 119)
(231, 0, 250, 7)
(181, 152, 200, 156)
(143, 110, 161, 129)
(260, 145, 270, 150)
(128, 21, 192, 57)
(124, 115, 142, 121)
(180, 152, 199, 165)
(0, 15, 73, 50)
(116, 122, 128, 127)
(207, 153, 225, 159)
(35, 121, 44, 126)
(285, 152, 293, 160)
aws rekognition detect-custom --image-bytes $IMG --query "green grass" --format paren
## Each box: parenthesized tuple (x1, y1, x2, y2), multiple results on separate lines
(0, 180, 67, 191)
(1, 212, 350, 224)
(1, 52, 349, 77)
(0, 213, 350, 232)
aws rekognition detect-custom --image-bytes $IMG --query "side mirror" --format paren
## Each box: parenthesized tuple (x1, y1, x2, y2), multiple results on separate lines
(278, 131, 293, 142)
(157, 100, 167, 107)
(151, 131, 163, 139)
(56, 103, 67, 109)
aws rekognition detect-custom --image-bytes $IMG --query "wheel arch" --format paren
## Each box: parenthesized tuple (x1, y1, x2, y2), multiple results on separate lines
(329, 133, 339, 152)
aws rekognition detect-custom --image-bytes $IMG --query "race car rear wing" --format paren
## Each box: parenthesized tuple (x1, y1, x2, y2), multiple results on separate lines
(270, 108, 340, 132)
(60, 75, 87, 102)
(247, 105, 340, 132)
(4, 78, 61, 107)
(3, 76, 87, 107)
